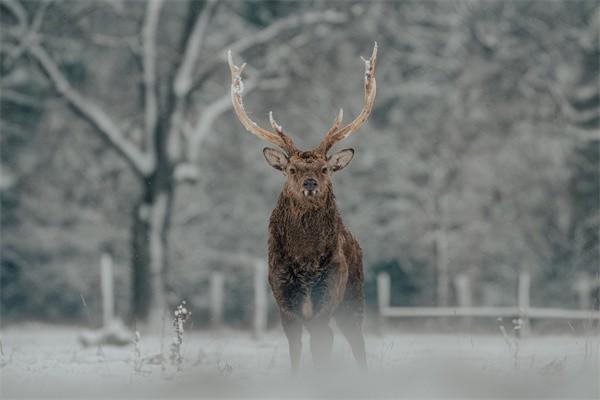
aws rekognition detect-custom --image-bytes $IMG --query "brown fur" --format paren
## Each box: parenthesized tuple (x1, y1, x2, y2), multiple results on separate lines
(265, 150, 367, 373)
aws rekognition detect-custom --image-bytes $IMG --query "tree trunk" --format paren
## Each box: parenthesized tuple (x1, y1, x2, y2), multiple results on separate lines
(131, 171, 174, 329)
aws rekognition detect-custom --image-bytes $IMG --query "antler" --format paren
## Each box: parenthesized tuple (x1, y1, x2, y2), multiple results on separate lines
(317, 42, 378, 154)
(228, 51, 298, 155)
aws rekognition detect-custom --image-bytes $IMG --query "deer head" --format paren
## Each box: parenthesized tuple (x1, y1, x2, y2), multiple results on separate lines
(228, 44, 377, 205)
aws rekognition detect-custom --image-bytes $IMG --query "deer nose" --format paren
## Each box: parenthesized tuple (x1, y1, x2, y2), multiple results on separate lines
(303, 178, 317, 191)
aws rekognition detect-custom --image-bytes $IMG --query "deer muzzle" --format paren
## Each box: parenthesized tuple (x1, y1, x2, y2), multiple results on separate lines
(303, 178, 317, 191)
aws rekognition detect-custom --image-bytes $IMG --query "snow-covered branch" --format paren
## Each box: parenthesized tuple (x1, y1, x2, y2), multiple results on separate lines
(178, 77, 287, 181)
(142, 0, 163, 158)
(173, 0, 218, 98)
(28, 44, 153, 176)
(0, 0, 27, 29)
(2, 0, 153, 175)
(190, 9, 347, 93)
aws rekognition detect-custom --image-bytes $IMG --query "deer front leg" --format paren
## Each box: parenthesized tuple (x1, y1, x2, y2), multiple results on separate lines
(336, 312, 367, 371)
(305, 316, 334, 369)
(335, 268, 367, 371)
(269, 265, 306, 374)
(310, 259, 349, 321)
(305, 260, 348, 368)
(280, 311, 302, 374)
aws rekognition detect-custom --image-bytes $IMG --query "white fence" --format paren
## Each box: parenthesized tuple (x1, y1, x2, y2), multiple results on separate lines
(98, 253, 270, 337)
(203, 259, 269, 337)
(98, 252, 599, 336)
(377, 271, 600, 333)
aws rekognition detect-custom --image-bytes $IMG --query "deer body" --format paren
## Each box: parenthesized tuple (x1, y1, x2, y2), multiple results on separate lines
(228, 44, 377, 373)
(268, 188, 366, 371)
(268, 183, 364, 317)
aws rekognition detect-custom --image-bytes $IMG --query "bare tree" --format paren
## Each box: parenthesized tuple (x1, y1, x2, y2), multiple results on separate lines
(1, 0, 345, 327)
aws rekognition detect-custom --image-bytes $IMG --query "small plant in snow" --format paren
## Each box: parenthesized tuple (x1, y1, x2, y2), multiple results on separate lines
(132, 330, 143, 373)
(540, 356, 566, 376)
(218, 361, 233, 376)
(170, 300, 192, 371)
(497, 317, 521, 369)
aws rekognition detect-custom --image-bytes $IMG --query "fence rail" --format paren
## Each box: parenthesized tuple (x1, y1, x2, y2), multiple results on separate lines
(377, 271, 600, 331)
(379, 306, 600, 320)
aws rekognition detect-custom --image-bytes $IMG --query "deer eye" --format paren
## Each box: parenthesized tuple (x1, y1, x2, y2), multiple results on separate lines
(288, 167, 296, 174)
(322, 167, 328, 174)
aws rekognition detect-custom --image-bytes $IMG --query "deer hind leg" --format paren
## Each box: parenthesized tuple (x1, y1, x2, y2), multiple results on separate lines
(281, 313, 303, 375)
(336, 311, 367, 371)
(306, 318, 334, 369)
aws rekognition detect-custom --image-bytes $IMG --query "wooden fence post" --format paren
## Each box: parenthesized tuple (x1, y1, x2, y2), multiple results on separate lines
(253, 260, 268, 338)
(100, 253, 114, 327)
(377, 273, 391, 330)
(209, 272, 224, 327)
(575, 275, 591, 310)
(575, 274, 592, 330)
(518, 271, 531, 336)
(454, 273, 472, 328)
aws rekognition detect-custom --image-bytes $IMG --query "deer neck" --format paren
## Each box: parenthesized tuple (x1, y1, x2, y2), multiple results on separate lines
(272, 190, 340, 257)
(280, 189, 338, 221)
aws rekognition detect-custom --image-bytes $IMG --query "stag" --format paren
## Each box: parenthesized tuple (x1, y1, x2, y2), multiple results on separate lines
(228, 44, 377, 373)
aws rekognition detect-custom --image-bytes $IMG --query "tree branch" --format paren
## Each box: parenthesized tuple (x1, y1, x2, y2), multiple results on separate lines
(1, 0, 35, 64)
(189, 9, 347, 94)
(142, 0, 163, 158)
(28, 44, 153, 176)
(0, 89, 42, 108)
(30, 1, 50, 33)
(186, 92, 233, 164)
(163, 0, 219, 165)
(173, 77, 287, 184)
(173, 0, 218, 98)
(3, 0, 153, 175)
(187, 77, 288, 164)
(170, 8, 345, 170)
(0, 0, 27, 29)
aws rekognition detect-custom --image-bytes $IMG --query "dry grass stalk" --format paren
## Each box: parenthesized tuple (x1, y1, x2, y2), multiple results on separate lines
(170, 300, 192, 371)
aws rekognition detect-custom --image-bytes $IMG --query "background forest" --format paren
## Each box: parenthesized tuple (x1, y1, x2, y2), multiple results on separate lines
(1, 0, 598, 329)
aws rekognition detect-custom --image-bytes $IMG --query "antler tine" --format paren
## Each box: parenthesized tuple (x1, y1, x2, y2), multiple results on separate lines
(324, 108, 344, 138)
(228, 50, 297, 155)
(269, 111, 283, 134)
(317, 42, 378, 154)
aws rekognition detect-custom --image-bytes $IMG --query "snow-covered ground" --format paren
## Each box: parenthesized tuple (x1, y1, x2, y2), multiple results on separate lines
(1, 323, 598, 399)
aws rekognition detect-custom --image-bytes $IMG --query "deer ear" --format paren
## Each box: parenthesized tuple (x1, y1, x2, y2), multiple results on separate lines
(263, 147, 288, 171)
(328, 148, 354, 172)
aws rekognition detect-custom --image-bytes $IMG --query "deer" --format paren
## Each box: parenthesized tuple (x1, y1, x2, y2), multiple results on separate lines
(227, 43, 377, 373)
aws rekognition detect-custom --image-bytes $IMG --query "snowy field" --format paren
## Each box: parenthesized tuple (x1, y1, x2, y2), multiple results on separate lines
(0, 324, 598, 399)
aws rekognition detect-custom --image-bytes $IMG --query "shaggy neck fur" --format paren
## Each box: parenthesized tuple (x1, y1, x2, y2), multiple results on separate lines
(270, 188, 341, 262)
